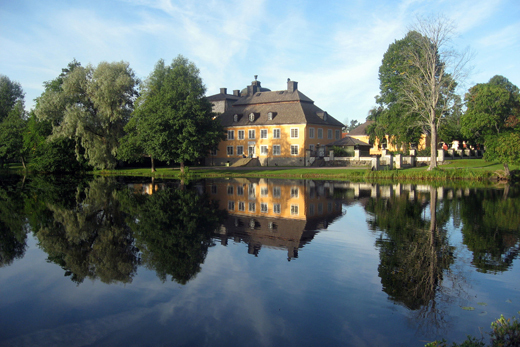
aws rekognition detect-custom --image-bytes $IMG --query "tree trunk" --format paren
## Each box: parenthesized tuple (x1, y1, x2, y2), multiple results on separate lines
(21, 156, 26, 170)
(503, 163, 510, 179)
(151, 156, 156, 173)
(180, 161, 185, 174)
(428, 120, 438, 171)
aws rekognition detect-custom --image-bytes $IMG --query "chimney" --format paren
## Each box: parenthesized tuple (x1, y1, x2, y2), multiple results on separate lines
(233, 90, 241, 97)
(220, 88, 227, 94)
(287, 80, 298, 92)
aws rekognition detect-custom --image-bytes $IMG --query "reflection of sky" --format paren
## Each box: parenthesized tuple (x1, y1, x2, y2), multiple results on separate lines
(0, 200, 519, 346)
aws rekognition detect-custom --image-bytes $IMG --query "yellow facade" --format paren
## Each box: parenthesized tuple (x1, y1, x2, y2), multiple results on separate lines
(349, 134, 428, 155)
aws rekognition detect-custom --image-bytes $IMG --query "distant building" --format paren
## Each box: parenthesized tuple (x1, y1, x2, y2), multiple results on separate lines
(206, 77, 344, 166)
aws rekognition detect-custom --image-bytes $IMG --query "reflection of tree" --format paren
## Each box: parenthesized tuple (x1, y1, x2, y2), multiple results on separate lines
(456, 187, 520, 273)
(365, 188, 455, 333)
(0, 177, 28, 267)
(121, 184, 226, 284)
(35, 177, 139, 284)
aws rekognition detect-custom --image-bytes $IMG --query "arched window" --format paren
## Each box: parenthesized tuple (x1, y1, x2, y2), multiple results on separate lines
(249, 113, 255, 122)
(233, 114, 238, 122)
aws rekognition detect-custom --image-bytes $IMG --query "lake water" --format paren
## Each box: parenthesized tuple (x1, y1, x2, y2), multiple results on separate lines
(0, 175, 519, 346)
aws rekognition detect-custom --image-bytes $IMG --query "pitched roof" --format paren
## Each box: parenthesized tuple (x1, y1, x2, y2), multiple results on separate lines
(217, 86, 343, 128)
(325, 136, 371, 147)
(206, 93, 240, 102)
(348, 121, 374, 136)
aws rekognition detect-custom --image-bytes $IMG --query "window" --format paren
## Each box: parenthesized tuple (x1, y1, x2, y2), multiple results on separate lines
(273, 128, 281, 139)
(327, 129, 333, 139)
(227, 186, 234, 195)
(249, 202, 256, 212)
(291, 187, 299, 198)
(248, 184, 256, 198)
(335, 129, 340, 140)
(249, 113, 255, 122)
(237, 146, 244, 156)
(260, 129, 268, 139)
(273, 145, 281, 155)
(233, 114, 238, 122)
(227, 146, 233, 155)
(317, 128, 323, 139)
(273, 186, 281, 198)
(290, 128, 299, 138)
(267, 112, 273, 120)
(261, 187, 268, 197)
(238, 130, 245, 140)
(260, 145, 268, 155)
(318, 203, 323, 214)
(273, 203, 281, 214)
(309, 204, 315, 216)
(228, 201, 235, 210)
(290, 145, 299, 155)
(291, 205, 299, 215)
(237, 186, 244, 196)
(227, 130, 234, 140)
(261, 203, 268, 213)
(238, 201, 245, 211)
(309, 127, 315, 139)
(248, 129, 255, 139)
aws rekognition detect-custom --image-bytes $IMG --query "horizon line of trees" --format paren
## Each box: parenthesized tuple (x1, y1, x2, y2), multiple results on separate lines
(364, 14, 520, 173)
(0, 55, 224, 174)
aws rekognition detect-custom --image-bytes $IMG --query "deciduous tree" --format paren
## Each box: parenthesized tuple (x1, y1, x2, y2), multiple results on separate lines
(120, 56, 224, 173)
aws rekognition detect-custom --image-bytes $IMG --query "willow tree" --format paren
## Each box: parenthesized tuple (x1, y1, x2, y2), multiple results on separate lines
(35, 61, 138, 170)
(401, 15, 471, 170)
(120, 56, 224, 173)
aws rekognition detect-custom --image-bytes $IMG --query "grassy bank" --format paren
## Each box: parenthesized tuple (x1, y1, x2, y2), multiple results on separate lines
(91, 159, 518, 182)
(3, 159, 518, 183)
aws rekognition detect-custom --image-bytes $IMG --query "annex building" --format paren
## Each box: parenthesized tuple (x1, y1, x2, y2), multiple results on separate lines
(206, 77, 344, 166)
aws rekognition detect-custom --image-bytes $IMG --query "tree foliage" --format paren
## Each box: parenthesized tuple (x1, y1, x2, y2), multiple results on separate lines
(35, 60, 138, 169)
(0, 75, 24, 123)
(120, 56, 224, 172)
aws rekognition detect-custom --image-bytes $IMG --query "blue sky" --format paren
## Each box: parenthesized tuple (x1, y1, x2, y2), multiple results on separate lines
(1, 0, 519, 124)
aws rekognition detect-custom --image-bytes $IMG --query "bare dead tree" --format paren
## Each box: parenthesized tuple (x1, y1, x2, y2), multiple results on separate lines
(403, 15, 472, 170)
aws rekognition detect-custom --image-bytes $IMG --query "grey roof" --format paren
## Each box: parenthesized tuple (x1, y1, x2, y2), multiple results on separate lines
(348, 121, 374, 135)
(218, 89, 343, 128)
(326, 136, 371, 147)
(206, 93, 240, 102)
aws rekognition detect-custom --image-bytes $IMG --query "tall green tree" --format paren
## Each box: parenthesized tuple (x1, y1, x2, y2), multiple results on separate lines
(0, 75, 25, 168)
(0, 75, 24, 123)
(396, 15, 471, 170)
(35, 61, 138, 170)
(368, 31, 425, 151)
(120, 56, 224, 173)
(461, 75, 520, 175)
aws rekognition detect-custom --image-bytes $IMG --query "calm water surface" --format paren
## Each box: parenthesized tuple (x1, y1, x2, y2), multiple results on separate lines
(0, 175, 519, 346)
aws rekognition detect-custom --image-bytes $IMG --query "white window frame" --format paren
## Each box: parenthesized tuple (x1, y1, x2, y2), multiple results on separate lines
(291, 187, 299, 198)
(248, 129, 255, 139)
(261, 203, 268, 213)
(290, 145, 299, 156)
(237, 186, 244, 196)
(227, 146, 233, 155)
(228, 201, 235, 210)
(327, 129, 333, 139)
(309, 127, 315, 139)
(227, 186, 234, 195)
(260, 129, 268, 139)
(238, 201, 245, 211)
(238, 130, 245, 140)
(237, 145, 244, 156)
(273, 203, 281, 214)
(290, 128, 299, 139)
(291, 204, 299, 215)
(273, 186, 281, 198)
(249, 202, 256, 212)
(273, 145, 281, 156)
(273, 128, 281, 139)
(261, 187, 268, 197)
(260, 145, 268, 155)
(249, 113, 255, 122)
(227, 130, 234, 140)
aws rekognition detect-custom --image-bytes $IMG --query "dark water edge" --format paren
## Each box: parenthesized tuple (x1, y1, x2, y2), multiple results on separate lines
(0, 175, 519, 346)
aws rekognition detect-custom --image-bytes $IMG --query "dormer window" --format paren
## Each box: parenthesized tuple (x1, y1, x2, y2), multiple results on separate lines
(267, 112, 273, 121)
(323, 114, 327, 121)
(233, 114, 238, 122)
(249, 113, 255, 122)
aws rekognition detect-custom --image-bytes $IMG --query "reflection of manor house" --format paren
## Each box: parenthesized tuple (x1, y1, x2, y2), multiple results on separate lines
(206, 178, 344, 260)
